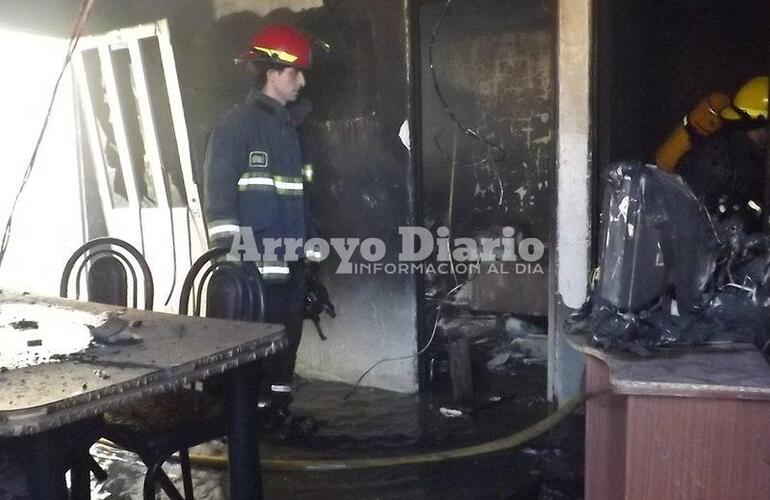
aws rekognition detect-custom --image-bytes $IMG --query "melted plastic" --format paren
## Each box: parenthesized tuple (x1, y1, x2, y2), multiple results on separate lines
(572, 161, 770, 355)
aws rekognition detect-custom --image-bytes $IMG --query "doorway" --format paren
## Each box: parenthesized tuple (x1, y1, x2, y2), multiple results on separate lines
(415, 0, 557, 394)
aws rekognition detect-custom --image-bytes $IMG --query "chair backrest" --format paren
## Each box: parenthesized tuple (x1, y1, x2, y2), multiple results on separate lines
(179, 247, 265, 321)
(87, 256, 129, 307)
(60, 237, 154, 310)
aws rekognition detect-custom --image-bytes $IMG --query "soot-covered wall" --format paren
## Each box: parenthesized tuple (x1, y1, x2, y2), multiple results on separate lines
(420, 0, 555, 243)
(60, 0, 418, 391)
(419, 0, 556, 316)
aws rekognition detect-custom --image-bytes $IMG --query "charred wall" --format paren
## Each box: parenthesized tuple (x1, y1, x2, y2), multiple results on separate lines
(419, 0, 556, 320)
(420, 0, 556, 243)
(295, 0, 418, 391)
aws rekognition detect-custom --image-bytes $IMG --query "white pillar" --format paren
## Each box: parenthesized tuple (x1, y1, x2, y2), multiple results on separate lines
(548, 0, 592, 405)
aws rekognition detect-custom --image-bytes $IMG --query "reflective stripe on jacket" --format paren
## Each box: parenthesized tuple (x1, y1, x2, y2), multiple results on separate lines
(203, 89, 308, 264)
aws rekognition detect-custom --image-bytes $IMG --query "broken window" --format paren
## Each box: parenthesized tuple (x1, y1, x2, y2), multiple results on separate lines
(138, 36, 187, 207)
(73, 20, 198, 213)
(79, 48, 128, 209)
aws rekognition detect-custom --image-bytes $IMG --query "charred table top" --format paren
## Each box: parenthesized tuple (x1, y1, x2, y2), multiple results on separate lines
(567, 333, 770, 400)
(0, 291, 286, 436)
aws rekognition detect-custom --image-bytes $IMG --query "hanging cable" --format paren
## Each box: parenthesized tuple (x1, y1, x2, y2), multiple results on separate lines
(0, 0, 96, 271)
(540, 0, 556, 17)
(428, 0, 505, 157)
(344, 279, 473, 400)
(428, 0, 507, 269)
(344, 302, 444, 400)
(163, 201, 178, 306)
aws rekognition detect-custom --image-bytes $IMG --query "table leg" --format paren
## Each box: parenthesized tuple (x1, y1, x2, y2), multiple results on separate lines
(21, 435, 69, 500)
(225, 362, 263, 500)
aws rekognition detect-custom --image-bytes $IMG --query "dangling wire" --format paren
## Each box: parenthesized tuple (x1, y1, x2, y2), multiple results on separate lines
(0, 0, 96, 271)
(428, 0, 505, 158)
(540, 0, 556, 17)
(343, 279, 473, 400)
(428, 0, 507, 223)
(162, 202, 178, 306)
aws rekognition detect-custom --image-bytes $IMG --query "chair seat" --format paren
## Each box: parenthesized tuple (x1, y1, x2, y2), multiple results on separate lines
(102, 389, 225, 451)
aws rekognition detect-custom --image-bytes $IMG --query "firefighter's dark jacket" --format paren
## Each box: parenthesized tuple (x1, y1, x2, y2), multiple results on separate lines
(203, 89, 314, 261)
(677, 129, 765, 215)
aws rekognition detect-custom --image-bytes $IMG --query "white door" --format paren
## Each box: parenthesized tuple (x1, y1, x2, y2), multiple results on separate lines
(72, 19, 207, 312)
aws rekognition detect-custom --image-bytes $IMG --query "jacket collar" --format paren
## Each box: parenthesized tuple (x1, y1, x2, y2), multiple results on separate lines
(247, 88, 291, 123)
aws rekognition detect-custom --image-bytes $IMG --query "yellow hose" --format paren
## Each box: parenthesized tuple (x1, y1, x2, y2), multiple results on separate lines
(187, 394, 586, 472)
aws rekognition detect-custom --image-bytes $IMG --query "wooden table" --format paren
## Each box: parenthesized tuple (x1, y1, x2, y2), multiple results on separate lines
(0, 291, 286, 499)
(569, 334, 770, 500)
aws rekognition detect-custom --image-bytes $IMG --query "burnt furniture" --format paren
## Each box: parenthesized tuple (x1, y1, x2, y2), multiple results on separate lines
(0, 291, 285, 500)
(569, 334, 770, 500)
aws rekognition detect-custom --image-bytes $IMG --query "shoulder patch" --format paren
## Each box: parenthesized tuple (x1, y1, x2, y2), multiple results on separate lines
(249, 151, 268, 168)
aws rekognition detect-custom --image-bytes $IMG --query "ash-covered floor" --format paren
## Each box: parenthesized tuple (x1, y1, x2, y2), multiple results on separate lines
(1, 332, 584, 500)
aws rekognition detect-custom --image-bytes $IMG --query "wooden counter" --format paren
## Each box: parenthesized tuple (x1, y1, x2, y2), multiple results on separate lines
(568, 334, 770, 500)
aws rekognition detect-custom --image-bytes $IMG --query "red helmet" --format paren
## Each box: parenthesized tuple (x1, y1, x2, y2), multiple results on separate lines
(239, 25, 313, 70)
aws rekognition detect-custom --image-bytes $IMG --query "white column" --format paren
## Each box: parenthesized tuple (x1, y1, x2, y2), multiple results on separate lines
(548, 0, 591, 405)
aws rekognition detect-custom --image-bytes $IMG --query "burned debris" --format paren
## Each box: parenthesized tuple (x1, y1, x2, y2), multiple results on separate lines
(571, 160, 770, 356)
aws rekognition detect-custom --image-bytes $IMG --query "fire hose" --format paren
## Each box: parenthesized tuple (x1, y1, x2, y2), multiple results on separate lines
(175, 393, 584, 472)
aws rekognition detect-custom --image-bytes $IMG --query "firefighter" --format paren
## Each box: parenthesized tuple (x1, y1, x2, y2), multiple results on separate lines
(676, 76, 768, 228)
(203, 24, 320, 433)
